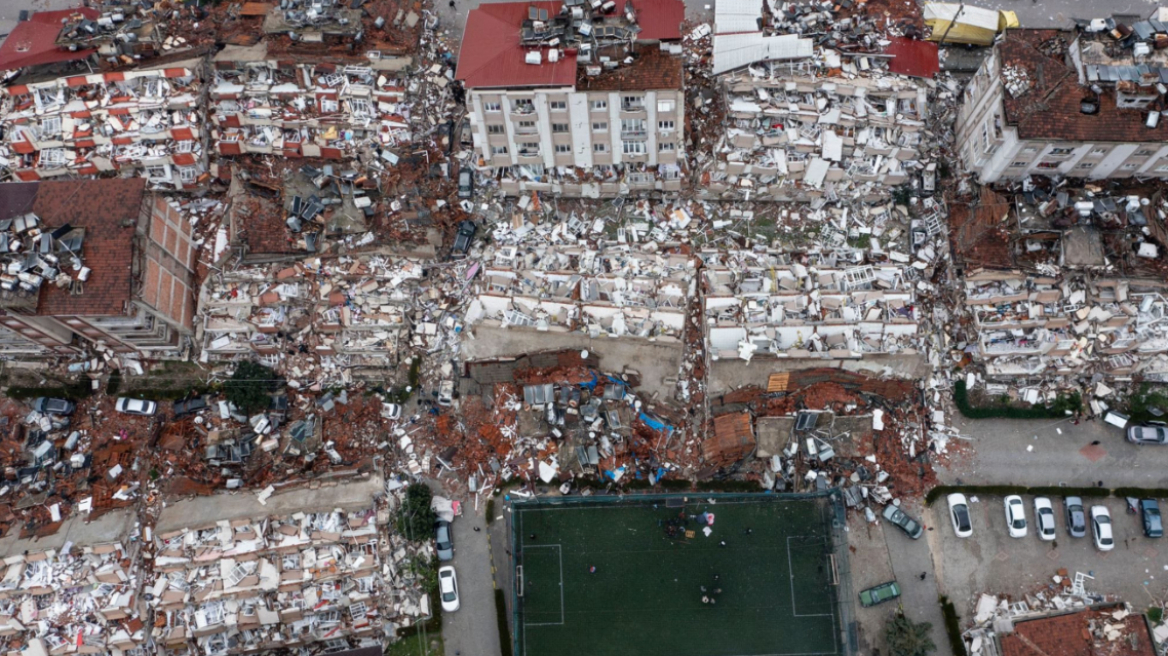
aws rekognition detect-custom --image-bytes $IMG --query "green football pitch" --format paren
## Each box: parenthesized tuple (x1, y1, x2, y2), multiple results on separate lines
(512, 495, 842, 656)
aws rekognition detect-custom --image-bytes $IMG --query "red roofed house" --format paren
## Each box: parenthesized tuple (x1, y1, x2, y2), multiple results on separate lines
(957, 16, 1168, 183)
(456, 0, 686, 196)
(0, 179, 198, 358)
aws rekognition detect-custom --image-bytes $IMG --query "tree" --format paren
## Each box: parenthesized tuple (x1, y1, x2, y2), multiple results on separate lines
(396, 483, 437, 541)
(885, 613, 936, 656)
(225, 360, 278, 414)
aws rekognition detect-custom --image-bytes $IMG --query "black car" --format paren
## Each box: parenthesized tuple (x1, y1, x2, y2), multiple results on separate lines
(452, 220, 476, 257)
(458, 169, 474, 199)
(32, 397, 75, 415)
(173, 396, 209, 418)
(1142, 499, 1163, 538)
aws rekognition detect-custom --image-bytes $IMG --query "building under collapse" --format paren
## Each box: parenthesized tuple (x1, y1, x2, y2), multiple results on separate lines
(0, 8, 207, 189)
(464, 248, 693, 341)
(0, 179, 199, 359)
(956, 16, 1168, 183)
(456, 0, 687, 196)
(704, 0, 938, 202)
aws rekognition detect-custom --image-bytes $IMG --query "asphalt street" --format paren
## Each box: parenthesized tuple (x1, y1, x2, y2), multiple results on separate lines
(939, 414, 1168, 488)
(441, 506, 503, 656)
(883, 504, 951, 656)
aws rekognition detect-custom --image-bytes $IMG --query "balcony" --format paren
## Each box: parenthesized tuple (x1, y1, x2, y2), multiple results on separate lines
(620, 129, 647, 140)
(621, 102, 645, 113)
(510, 103, 536, 116)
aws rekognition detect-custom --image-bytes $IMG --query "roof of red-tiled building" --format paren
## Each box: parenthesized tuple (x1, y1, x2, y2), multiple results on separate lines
(575, 46, 683, 91)
(0, 179, 145, 317)
(1001, 611, 1154, 656)
(999, 29, 1168, 143)
(0, 9, 99, 71)
(455, 0, 683, 90)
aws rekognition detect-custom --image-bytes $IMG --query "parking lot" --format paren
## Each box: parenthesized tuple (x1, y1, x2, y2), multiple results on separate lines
(928, 495, 1168, 615)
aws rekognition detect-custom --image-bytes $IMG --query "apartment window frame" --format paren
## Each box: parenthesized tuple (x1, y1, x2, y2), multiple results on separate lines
(622, 140, 646, 155)
(552, 123, 569, 133)
(590, 99, 608, 112)
(484, 101, 502, 112)
(659, 141, 676, 152)
(1010, 161, 1028, 168)
(487, 124, 504, 134)
(592, 121, 608, 132)
(549, 100, 567, 111)
(491, 146, 509, 156)
(518, 141, 540, 155)
(554, 143, 571, 154)
(657, 99, 675, 113)
(593, 143, 609, 153)
(1048, 147, 1075, 155)
(658, 119, 675, 132)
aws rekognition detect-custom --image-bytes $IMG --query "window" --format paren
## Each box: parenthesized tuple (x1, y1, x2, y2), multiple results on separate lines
(487, 125, 504, 134)
(1076, 163, 1093, 169)
(39, 116, 61, 137)
(658, 120, 675, 132)
(320, 98, 339, 113)
(552, 123, 569, 133)
(592, 122, 608, 132)
(657, 99, 675, 113)
(1010, 161, 1028, 167)
(1022, 147, 1037, 154)
(591, 100, 607, 112)
(659, 142, 676, 152)
(484, 102, 502, 112)
(1091, 148, 1107, 154)
(555, 144, 571, 154)
(622, 141, 645, 155)
(1036, 162, 1059, 169)
(1157, 165, 1168, 172)
(1121, 163, 1139, 169)
(518, 142, 539, 155)
(178, 166, 198, 183)
(629, 172, 652, 184)
(622, 95, 644, 111)
(516, 120, 536, 133)
(621, 119, 646, 135)
(1136, 149, 1156, 156)
(491, 146, 508, 156)
(550, 100, 566, 110)
(1048, 147, 1074, 155)
(146, 164, 171, 179)
(593, 143, 608, 153)
(350, 98, 373, 118)
(513, 98, 535, 112)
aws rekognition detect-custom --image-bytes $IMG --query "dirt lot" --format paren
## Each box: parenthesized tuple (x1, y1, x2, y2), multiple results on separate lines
(928, 495, 1168, 622)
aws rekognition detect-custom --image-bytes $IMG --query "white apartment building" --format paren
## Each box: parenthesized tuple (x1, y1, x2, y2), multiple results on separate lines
(956, 18, 1168, 183)
(456, 0, 686, 196)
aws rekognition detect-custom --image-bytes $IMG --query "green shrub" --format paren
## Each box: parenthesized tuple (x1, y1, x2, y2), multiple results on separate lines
(225, 361, 279, 414)
(1148, 606, 1164, 625)
(6, 378, 93, 401)
(1127, 384, 1168, 423)
(106, 369, 121, 396)
(396, 484, 438, 541)
(953, 381, 1078, 420)
(659, 478, 693, 490)
(486, 498, 496, 524)
(940, 596, 968, 656)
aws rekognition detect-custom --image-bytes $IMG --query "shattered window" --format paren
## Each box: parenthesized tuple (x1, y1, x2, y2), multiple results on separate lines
(178, 167, 198, 183)
(147, 165, 171, 180)
(518, 142, 539, 155)
(39, 149, 67, 169)
(349, 98, 373, 117)
(321, 98, 340, 113)
(39, 117, 61, 138)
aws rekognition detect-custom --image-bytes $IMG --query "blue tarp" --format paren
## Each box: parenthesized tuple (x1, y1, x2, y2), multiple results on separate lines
(578, 371, 599, 390)
(638, 411, 673, 435)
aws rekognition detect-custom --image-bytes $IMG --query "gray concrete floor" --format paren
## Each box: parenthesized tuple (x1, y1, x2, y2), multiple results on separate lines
(0, 0, 78, 42)
(929, 495, 1168, 620)
(939, 414, 1168, 488)
(949, 0, 1167, 29)
(441, 506, 503, 656)
(463, 324, 683, 403)
(709, 354, 927, 397)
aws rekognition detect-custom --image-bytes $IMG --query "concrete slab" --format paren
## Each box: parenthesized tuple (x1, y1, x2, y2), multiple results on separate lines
(709, 353, 927, 396)
(156, 473, 384, 533)
(0, 507, 134, 556)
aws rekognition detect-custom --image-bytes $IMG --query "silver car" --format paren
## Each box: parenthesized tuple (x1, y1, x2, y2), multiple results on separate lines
(435, 520, 454, 562)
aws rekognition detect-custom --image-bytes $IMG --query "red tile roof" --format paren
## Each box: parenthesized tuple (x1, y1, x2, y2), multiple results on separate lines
(0, 179, 145, 317)
(455, 2, 578, 90)
(884, 37, 939, 79)
(1001, 611, 1154, 656)
(456, 0, 683, 89)
(0, 9, 99, 71)
(1000, 29, 1168, 143)
(575, 46, 682, 91)
(631, 0, 684, 41)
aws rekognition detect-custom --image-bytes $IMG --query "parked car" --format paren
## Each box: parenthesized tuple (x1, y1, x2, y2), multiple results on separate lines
(114, 397, 158, 416)
(173, 396, 208, 418)
(1127, 422, 1168, 445)
(947, 493, 973, 538)
(452, 220, 477, 257)
(1065, 496, 1086, 538)
(382, 403, 402, 420)
(859, 581, 901, 607)
(457, 169, 474, 199)
(438, 566, 460, 612)
(32, 397, 75, 415)
(438, 380, 454, 407)
(1091, 505, 1115, 551)
(1142, 499, 1163, 538)
(1033, 497, 1056, 541)
(436, 520, 454, 561)
(1004, 495, 1028, 538)
(882, 504, 924, 539)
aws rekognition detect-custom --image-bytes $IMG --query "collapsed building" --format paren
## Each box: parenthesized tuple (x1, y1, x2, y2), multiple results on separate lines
(703, 0, 940, 202)
(956, 16, 1168, 183)
(456, 0, 688, 196)
(0, 8, 207, 189)
(148, 477, 392, 656)
(0, 179, 201, 359)
(464, 248, 693, 341)
(951, 184, 1168, 380)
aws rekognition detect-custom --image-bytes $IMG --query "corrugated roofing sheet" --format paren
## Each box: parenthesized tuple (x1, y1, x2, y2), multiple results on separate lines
(713, 0, 762, 34)
(633, 0, 684, 41)
(884, 36, 940, 79)
(711, 32, 813, 75)
(455, 2, 577, 89)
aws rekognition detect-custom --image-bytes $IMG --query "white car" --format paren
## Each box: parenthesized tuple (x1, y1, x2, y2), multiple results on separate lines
(438, 566, 460, 612)
(382, 403, 402, 420)
(1033, 497, 1056, 541)
(947, 493, 973, 538)
(115, 397, 158, 416)
(1091, 506, 1115, 551)
(1004, 495, 1027, 538)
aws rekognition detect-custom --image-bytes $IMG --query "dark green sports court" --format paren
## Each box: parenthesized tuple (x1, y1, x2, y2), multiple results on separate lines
(511, 494, 845, 656)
